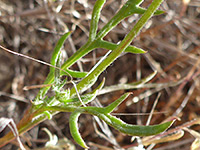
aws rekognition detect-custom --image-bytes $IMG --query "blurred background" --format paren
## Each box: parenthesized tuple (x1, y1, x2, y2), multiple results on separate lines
(0, 0, 200, 149)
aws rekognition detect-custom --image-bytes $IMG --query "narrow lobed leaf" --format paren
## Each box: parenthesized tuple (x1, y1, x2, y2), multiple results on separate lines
(64, 79, 105, 106)
(43, 111, 52, 120)
(92, 40, 147, 54)
(88, 0, 106, 42)
(50, 32, 71, 75)
(104, 93, 131, 113)
(35, 32, 71, 101)
(133, 6, 165, 15)
(60, 68, 88, 78)
(84, 107, 175, 137)
(69, 110, 88, 148)
(98, 71, 157, 95)
(100, 113, 175, 136)
(62, 93, 97, 106)
(95, 0, 162, 40)
(69, 0, 164, 100)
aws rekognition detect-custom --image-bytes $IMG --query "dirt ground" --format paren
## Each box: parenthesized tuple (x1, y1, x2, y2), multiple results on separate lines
(0, 0, 200, 150)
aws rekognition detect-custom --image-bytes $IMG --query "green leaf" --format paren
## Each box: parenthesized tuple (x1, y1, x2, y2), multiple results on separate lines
(95, 0, 162, 40)
(83, 105, 174, 136)
(50, 32, 71, 75)
(43, 111, 52, 120)
(62, 93, 96, 106)
(53, 78, 68, 92)
(65, 78, 105, 106)
(133, 6, 165, 15)
(98, 71, 157, 95)
(92, 40, 146, 54)
(88, 0, 106, 42)
(103, 114, 174, 136)
(69, 0, 163, 96)
(60, 0, 148, 73)
(60, 69, 88, 78)
(54, 51, 61, 84)
(35, 0, 164, 102)
(104, 93, 131, 113)
(55, 88, 70, 103)
(35, 32, 71, 101)
(69, 110, 88, 148)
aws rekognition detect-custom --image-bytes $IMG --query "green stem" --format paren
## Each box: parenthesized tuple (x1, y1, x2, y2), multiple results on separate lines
(35, 0, 153, 100)
(0, 0, 165, 148)
(70, 0, 164, 95)
(0, 105, 47, 147)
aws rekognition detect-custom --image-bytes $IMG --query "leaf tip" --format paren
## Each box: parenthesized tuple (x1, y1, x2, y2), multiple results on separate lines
(154, 10, 166, 15)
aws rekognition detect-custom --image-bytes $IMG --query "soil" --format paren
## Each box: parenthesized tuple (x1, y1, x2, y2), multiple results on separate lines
(0, 0, 200, 150)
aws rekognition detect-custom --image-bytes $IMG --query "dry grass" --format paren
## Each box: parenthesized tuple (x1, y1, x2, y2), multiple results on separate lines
(0, 0, 200, 149)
